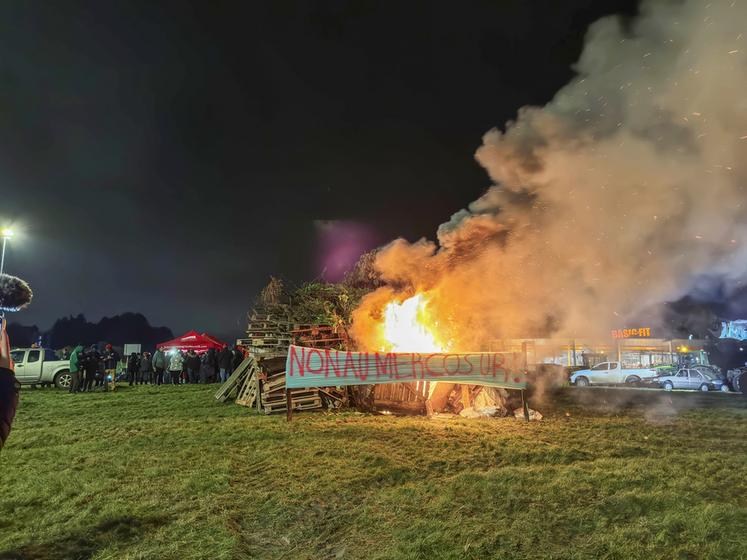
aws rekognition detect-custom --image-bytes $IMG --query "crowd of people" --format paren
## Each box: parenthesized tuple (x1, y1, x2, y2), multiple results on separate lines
(67, 344, 244, 393)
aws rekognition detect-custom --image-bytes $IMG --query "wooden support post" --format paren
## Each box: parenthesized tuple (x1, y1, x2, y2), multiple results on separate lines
(255, 371, 261, 413)
(572, 339, 577, 367)
(285, 389, 293, 422)
(521, 389, 530, 422)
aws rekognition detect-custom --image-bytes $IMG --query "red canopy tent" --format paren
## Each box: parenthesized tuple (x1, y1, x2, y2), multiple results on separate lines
(156, 330, 227, 353)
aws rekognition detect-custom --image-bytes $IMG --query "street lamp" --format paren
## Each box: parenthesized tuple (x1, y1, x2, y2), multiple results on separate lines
(0, 228, 13, 277)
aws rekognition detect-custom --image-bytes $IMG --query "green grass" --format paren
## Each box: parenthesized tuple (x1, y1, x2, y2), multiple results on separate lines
(1, 385, 746, 559)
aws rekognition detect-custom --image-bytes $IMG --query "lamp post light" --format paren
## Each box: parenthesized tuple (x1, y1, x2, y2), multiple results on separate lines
(0, 228, 13, 277)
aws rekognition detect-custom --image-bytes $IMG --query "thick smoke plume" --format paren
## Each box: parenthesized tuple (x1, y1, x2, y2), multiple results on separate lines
(352, 0, 747, 350)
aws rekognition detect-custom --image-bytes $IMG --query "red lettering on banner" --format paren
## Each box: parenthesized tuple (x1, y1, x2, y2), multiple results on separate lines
(288, 346, 306, 376)
(286, 346, 525, 388)
(343, 351, 359, 378)
(411, 353, 424, 378)
(305, 348, 324, 375)
(424, 353, 442, 376)
(443, 354, 461, 375)
(394, 354, 411, 379)
(463, 354, 475, 374)
(375, 352, 395, 378)
(357, 352, 369, 381)
(325, 349, 342, 378)
(491, 353, 506, 380)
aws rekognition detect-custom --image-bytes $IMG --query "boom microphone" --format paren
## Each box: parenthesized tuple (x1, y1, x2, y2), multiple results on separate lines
(0, 274, 33, 312)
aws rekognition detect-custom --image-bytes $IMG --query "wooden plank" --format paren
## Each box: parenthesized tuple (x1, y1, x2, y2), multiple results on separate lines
(214, 357, 254, 402)
(255, 371, 261, 413)
(235, 365, 259, 407)
(270, 397, 323, 415)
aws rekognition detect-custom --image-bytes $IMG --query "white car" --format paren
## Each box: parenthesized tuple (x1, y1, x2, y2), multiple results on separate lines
(570, 361, 659, 386)
(658, 368, 729, 392)
(10, 348, 72, 388)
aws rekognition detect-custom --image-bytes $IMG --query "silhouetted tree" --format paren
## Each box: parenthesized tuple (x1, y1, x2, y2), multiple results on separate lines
(35, 313, 173, 351)
(7, 323, 41, 347)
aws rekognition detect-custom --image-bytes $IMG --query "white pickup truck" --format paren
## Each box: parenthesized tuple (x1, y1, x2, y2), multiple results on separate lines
(570, 361, 659, 387)
(10, 348, 72, 388)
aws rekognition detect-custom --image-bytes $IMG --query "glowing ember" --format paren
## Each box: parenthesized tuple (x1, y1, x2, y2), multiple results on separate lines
(381, 293, 447, 353)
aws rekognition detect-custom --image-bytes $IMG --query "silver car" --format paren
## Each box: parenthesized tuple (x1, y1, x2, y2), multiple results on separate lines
(658, 368, 729, 392)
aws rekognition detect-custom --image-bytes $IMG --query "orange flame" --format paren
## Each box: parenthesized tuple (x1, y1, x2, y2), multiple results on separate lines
(381, 293, 448, 353)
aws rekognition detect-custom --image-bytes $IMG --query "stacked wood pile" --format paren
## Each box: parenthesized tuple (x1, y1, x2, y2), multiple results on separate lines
(257, 324, 348, 414)
(258, 354, 326, 414)
(218, 312, 350, 414)
(291, 324, 347, 349)
(239, 311, 293, 355)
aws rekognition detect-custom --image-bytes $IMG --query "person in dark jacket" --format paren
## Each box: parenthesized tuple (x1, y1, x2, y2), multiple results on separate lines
(0, 320, 19, 451)
(139, 352, 152, 384)
(199, 351, 214, 384)
(206, 348, 218, 383)
(186, 350, 200, 384)
(83, 346, 100, 392)
(232, 346, 244, 372)
(218, 346, 233, 383)
(127, 352, 140, 386)
(103, 343, 119, 391)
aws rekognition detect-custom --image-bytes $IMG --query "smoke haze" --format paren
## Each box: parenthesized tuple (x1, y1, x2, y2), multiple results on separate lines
(352, 0, 747, 350)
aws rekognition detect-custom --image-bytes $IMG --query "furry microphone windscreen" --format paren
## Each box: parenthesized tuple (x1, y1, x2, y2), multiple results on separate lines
(0, 274, 33, 312)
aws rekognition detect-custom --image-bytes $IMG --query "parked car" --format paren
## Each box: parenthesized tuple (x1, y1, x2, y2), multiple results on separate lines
(570, 361, 659, 386)
(693, 364, 724, 381)
(10, 348, 72, 388)
(658, 368, 729, 392)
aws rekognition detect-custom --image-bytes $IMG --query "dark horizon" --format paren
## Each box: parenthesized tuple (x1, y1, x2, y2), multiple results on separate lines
(3, 1, 644, 335)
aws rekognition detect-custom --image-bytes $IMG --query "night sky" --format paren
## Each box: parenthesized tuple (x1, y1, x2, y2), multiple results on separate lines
(1, 0, 638, 339)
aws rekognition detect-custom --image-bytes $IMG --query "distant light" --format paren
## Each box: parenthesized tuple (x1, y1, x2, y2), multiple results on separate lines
(740, 347, 744, 352)
(1, 228, 13, 239)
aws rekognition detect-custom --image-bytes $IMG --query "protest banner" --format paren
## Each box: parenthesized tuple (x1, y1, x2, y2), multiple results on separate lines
(285, 345, 527, 390)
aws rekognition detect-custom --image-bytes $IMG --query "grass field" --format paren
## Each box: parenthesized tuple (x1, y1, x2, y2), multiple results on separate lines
(1, 385, 746, 560)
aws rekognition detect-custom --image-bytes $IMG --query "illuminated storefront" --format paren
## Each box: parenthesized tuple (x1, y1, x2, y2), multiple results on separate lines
(490, 331, 709, 369)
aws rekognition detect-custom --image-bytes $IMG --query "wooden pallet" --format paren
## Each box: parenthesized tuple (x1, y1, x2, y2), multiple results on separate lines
(248, 321, 292, 330)
(295, 337, 345, 347)
(264, 389, 319, 404)
(248, 336, 289, 343)
(214, 356, 255, 402)
(235, 369, 260, 408)
(249, 313, 291, 323)
(264, 396, 322, 414)
(263, 378, 286, 393)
